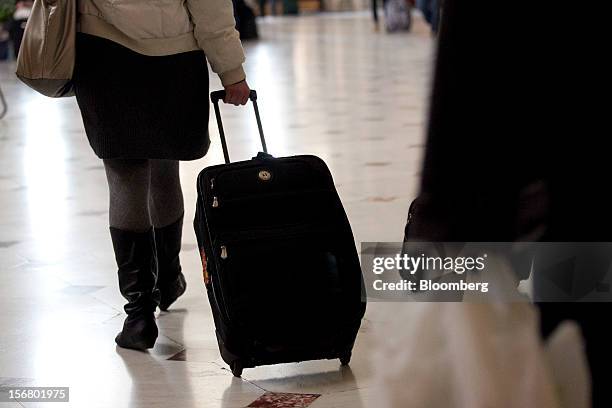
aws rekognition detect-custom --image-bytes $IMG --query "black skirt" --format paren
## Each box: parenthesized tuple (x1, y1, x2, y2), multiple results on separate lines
(73, 33, 210, 160)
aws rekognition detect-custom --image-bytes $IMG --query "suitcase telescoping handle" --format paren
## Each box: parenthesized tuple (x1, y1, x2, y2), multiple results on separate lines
(210, 90, 268, 164)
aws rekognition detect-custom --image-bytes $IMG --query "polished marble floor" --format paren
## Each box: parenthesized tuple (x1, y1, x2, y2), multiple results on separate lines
(0, 12, 433, 408)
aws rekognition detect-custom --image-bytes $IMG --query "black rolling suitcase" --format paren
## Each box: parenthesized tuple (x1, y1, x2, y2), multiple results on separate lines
(194, 90, 366, 377)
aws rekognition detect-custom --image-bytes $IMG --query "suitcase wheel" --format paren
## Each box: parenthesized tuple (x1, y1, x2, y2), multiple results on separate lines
(231, 361, 243, 377)
(340, 352, 351, 366)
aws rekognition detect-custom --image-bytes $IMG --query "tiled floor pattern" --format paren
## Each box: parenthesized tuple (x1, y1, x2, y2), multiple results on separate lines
(0, 11, 433, 408)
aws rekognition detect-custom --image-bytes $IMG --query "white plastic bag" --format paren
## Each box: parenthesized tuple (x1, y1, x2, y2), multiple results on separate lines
(370, 301, 590, 408)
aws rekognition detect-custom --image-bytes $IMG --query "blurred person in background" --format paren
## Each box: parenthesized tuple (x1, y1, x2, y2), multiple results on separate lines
(405, 0, 610, 406)
(10, 0, 32, 56)
(258, 0, 278, 16)
(73, 0, 250, 351)
(234, 0, 259, 39)
(416, 0, 440, 33)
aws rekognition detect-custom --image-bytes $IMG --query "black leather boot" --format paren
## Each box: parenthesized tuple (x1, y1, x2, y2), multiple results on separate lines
(110, 227, 160, 350)
(154, 215, 187, 311)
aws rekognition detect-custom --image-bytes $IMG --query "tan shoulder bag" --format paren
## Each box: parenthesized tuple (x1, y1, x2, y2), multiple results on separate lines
(16, 0, 76, 98)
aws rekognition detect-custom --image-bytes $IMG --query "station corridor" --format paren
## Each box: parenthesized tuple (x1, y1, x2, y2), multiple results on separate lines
(0, 12, 433, 408)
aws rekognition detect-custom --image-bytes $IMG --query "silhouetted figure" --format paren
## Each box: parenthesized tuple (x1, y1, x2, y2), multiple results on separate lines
(405, 1, 611, 406)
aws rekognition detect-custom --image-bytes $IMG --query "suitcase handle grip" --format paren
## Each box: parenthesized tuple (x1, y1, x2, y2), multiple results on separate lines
(210, 90, 267, 164)
(210, 89, 258, 103)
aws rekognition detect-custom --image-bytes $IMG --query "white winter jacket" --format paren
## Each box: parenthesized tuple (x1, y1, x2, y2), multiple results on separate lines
(77, 0, 246, 85)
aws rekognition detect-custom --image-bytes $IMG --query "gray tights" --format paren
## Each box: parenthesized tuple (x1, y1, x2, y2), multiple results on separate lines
(103, 159, 184, 232)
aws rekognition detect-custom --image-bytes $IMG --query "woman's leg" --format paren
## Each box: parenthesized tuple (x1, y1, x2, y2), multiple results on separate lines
(149, 160, 186, 311)
(149, 159, 184, 228)
(105, 158, 152, 231)
(104, 158, 160, 350)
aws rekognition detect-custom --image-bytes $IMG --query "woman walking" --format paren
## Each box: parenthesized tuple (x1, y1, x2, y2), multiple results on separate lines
(74, 0, 250, 350)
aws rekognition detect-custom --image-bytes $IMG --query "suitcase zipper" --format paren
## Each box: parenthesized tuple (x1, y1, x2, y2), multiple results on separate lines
(195, 175, 233, 325)
(216, 223, 321, 245)
(211, 189, 335, 212)
(215, 224, 333, 264)
(211, 177, 220, 208)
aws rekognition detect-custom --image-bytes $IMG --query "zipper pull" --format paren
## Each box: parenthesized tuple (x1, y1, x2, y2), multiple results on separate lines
(210, 178, 215, 189)
(212, 196, 219, 208)
(220, 245, 228, 259)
